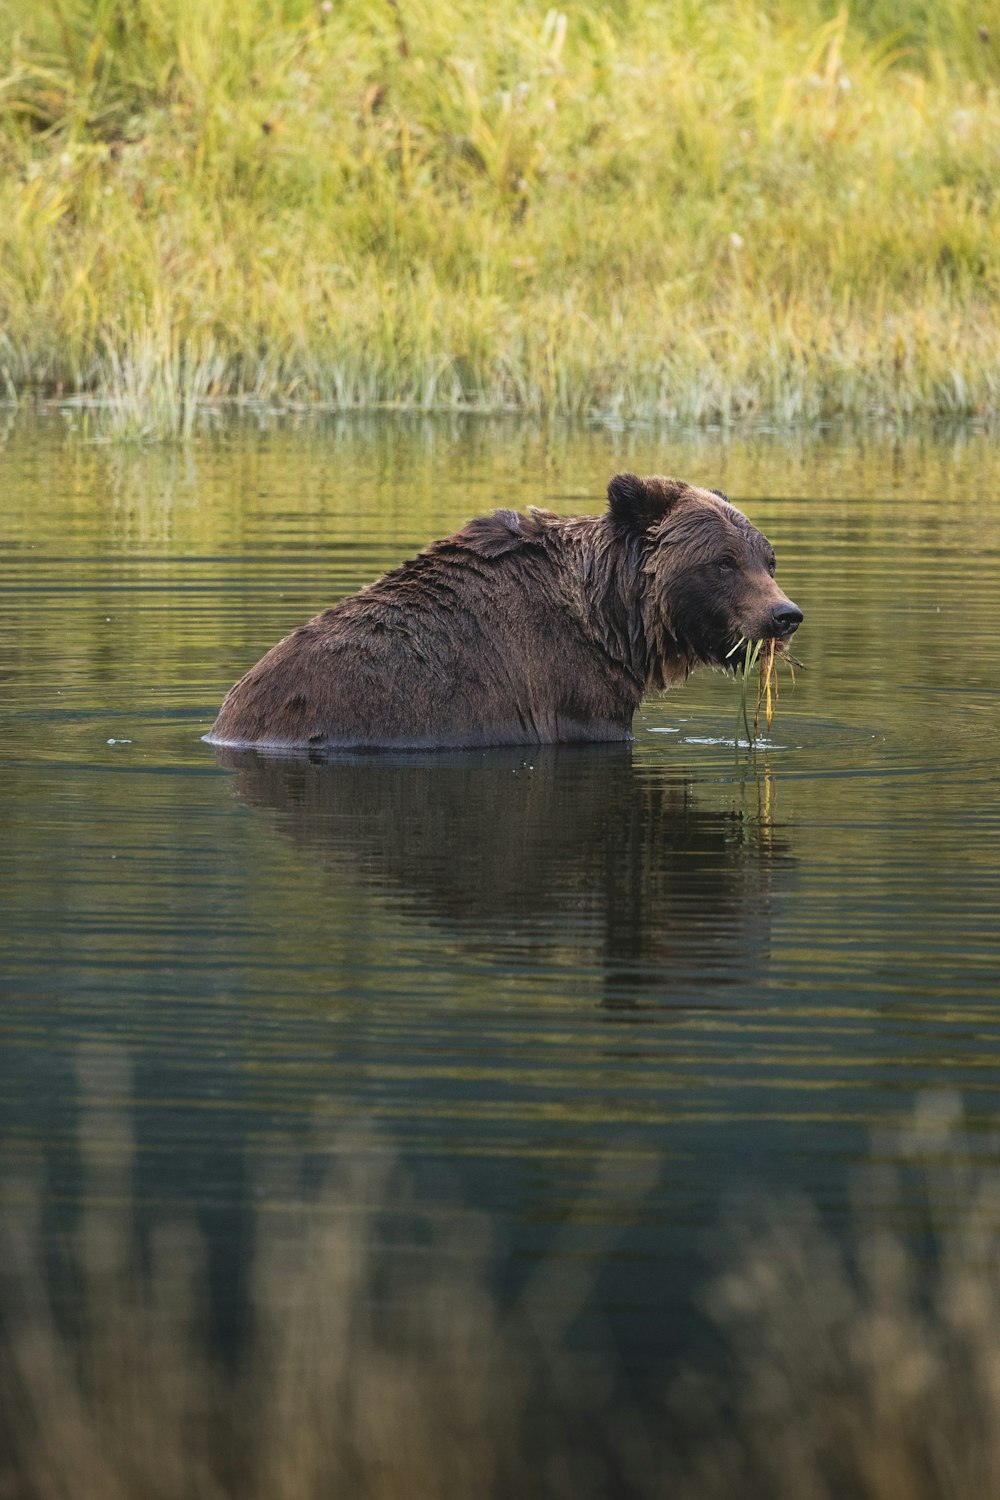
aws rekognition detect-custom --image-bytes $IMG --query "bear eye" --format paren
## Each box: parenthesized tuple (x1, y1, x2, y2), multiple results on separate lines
(766, 554, 777, 576)
(717, 558, 737, 575)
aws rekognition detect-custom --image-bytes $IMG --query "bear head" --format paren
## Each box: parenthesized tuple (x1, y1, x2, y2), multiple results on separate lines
(607, 472, 802, 683)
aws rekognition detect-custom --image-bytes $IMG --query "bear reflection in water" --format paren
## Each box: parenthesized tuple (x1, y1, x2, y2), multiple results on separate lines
(215, 743, 790, 1007)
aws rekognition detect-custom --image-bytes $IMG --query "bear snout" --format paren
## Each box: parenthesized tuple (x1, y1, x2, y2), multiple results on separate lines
(769, 600, 804, 638)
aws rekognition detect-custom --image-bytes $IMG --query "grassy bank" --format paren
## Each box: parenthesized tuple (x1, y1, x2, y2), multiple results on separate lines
(2, 0, 1000, 433)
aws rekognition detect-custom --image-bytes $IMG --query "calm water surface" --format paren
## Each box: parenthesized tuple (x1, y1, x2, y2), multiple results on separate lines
(2, 411, 999, 1372)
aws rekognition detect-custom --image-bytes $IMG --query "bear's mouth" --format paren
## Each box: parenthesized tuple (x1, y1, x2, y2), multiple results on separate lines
(725, 636, 804, 673)
(772, 638, 804, 668)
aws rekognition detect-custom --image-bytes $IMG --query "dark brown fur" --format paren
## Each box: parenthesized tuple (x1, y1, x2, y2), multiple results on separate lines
(207, 474, 802, 751)
(215, 745, 788, 1002)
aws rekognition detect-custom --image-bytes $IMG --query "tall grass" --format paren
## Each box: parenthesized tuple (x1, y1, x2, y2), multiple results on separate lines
(6, 1060, 1000, 1499)
(675, 1093, 1000, 1500)
(2, 0, 1000, 434)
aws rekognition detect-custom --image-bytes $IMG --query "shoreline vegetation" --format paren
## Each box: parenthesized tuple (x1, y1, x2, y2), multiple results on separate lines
(2, 1, 1000, 437)
(4, 1064, 1000, 1500)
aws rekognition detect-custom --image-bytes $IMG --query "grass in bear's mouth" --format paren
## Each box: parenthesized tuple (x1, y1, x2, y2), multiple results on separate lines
(728, 637, 799, 745)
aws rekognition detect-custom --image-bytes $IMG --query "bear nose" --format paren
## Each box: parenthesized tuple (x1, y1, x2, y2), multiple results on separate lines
(770, 601, 803, 637)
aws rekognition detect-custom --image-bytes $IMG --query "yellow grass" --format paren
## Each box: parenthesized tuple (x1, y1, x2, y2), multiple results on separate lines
(2, 0, 1000, 434)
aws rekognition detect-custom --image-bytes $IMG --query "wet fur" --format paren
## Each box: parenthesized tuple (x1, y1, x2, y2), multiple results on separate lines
(208, 474, 799, 750)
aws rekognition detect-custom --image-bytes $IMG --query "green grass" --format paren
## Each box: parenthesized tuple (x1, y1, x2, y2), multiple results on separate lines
(2, 0, 1000, 434)
(729, 635, 788, 747)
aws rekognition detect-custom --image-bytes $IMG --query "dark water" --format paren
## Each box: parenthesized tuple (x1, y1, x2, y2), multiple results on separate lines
(2, 411, 999, 1380)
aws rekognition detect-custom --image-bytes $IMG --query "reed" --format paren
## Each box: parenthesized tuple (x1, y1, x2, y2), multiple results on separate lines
(673, 1093, 1000, 1500)
(2, 1060, 1000, 1500)
(2, 0, 1000, 435)
(728, 635, 789, 746)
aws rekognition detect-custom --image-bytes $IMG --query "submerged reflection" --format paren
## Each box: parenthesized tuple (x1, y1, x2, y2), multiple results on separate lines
(216, 745, 792, 1007)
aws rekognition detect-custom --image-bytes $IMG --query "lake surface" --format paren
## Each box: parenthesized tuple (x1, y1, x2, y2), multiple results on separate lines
(2, 410, 999, 1473)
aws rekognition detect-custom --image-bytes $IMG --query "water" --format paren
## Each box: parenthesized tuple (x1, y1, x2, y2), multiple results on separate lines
(2, 411, 999, 1435)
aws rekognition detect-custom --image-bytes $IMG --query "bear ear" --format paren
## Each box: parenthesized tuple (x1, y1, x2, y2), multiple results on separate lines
(607, 473, 687, 532)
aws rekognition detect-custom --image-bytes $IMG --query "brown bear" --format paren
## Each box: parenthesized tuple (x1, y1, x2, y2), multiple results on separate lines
(207, 473, 803, 751)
